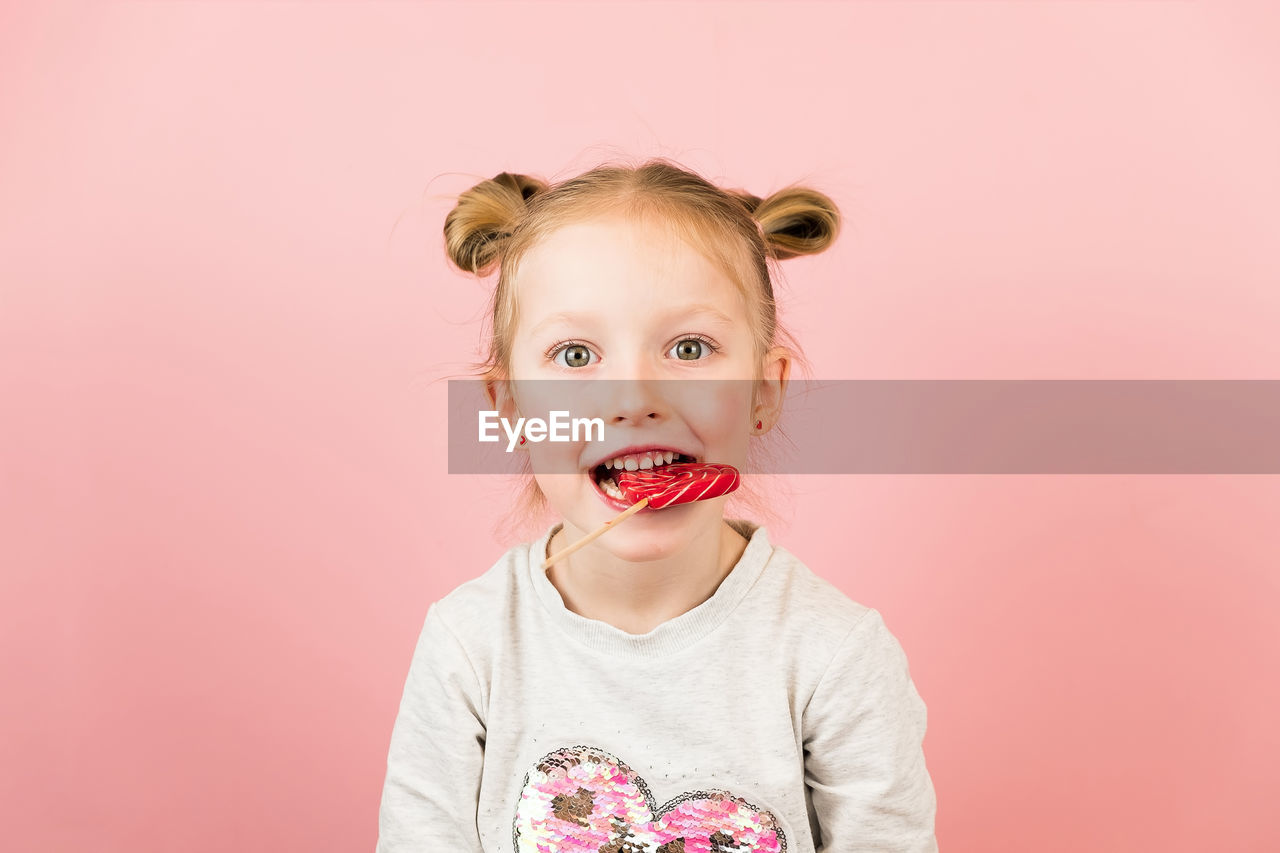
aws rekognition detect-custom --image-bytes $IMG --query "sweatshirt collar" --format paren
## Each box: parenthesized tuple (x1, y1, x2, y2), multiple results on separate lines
(527, 518, 774, 658)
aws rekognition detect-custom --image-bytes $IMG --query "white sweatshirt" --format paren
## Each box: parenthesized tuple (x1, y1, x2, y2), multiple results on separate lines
(376, 519, 938, 853)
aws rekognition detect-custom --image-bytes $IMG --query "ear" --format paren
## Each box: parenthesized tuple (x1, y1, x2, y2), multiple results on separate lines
(752, 345, 792, 432)
(484, 378, 520, 423)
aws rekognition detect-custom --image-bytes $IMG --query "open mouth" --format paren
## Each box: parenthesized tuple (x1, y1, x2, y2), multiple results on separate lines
(588, 452, 699, 500)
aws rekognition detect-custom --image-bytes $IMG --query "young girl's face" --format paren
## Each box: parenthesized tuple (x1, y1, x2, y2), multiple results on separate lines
(503, 215, 771, 559)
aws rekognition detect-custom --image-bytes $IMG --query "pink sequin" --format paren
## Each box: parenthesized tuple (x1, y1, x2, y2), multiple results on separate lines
(513, 745, 786, 852)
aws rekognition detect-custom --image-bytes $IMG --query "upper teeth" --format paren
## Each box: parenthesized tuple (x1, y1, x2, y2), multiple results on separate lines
(603, 451, 680, 471)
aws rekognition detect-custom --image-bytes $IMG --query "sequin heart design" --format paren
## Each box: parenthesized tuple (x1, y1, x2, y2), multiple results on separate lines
(513, 744, 786, 852)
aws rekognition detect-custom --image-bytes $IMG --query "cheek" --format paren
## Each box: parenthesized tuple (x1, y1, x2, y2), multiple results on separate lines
(510, 380, 595, 477)
(683, 383, 752, 442)
(527, 445, 586, 478)
(529, 473, 582, 511)
(511, 377, 558, 417)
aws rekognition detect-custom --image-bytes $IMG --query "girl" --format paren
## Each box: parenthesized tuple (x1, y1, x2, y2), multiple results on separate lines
(377, 159, 938, 852)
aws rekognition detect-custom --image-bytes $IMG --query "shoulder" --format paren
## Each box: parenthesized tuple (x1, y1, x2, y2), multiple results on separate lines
(427, 537, 528, 645)
(749, 538, 912, 685)
(761, 540, 874, 637)
(755, 545, 926, 729)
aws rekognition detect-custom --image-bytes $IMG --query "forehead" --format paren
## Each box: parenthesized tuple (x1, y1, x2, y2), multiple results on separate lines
(514, 217, 745, 319)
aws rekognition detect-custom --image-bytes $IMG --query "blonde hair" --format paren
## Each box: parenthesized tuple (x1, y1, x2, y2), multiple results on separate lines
(443, 157, 841, 541)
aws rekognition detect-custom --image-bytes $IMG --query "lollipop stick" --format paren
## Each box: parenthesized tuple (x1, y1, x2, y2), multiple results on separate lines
(542, 497, 650, 570)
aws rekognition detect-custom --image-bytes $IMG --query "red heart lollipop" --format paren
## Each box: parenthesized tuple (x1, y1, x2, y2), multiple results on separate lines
(614, 462, 740, 509)
(541, 462, 743, 569)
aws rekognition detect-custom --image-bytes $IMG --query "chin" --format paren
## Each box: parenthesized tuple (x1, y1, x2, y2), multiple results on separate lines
(594, 535, 686, 564)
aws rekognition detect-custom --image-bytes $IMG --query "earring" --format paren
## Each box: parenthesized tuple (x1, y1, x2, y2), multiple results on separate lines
(754, 419, 763, 432)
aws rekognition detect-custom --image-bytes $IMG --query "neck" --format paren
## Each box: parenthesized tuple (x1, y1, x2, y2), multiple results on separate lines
(545, 518, 750, 635)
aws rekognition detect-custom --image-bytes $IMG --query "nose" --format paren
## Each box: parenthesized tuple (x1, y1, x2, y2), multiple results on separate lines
(598, 376, 668, 427)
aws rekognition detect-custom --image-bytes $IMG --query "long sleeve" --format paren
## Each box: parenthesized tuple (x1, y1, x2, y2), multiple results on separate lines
(801, 608, 938, 853)
(376, 603, 487, 853)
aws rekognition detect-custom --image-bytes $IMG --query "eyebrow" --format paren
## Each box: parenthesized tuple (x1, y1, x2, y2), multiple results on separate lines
(531, 304, 736, 336)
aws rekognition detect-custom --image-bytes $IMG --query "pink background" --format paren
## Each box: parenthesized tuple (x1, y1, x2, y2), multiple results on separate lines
(3, 1, 1279, 850)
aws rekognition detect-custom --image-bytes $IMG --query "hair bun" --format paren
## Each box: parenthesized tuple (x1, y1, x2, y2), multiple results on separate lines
(751, 186, 841, 260)
(444, 171, 548, 275)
